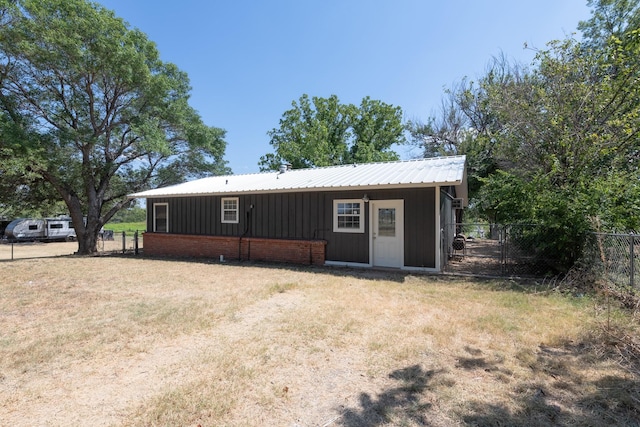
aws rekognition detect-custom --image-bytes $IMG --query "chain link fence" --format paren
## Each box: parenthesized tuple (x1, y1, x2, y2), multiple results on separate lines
(445, 225, 640, 293)
(445, 223, 561, 277)
(579, 232, 639, 294)
(0, 231, 143, 260)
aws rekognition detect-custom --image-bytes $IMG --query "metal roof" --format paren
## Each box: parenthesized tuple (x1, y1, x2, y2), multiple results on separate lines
(128, 155, 467, 199)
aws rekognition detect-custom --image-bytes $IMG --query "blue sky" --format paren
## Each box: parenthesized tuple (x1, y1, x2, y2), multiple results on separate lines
(97, 0, 591, 174)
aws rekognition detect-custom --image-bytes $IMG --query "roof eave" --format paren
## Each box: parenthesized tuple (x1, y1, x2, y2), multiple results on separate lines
(127, 180, 466, 199)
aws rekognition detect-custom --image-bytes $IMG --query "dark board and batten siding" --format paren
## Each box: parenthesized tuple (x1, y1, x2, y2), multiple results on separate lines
(403, 188, 437, 268)
(147, 193, 324, 240)
(147, 186, 437, 268)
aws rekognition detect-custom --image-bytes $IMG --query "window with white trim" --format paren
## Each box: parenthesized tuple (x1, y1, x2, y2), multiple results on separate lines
(221, 197, 239, 223)
(153, 203, 168, 232)
(333, 199, 365, 233)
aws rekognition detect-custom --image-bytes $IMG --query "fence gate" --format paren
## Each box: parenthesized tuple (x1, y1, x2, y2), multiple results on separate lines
(444, 223, 553, 277)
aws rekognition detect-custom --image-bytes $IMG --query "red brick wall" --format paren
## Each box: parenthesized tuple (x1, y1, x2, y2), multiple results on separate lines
(143, 233, 326, 266)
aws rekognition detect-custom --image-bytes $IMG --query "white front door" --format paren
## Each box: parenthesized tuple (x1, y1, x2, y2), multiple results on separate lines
(372, 200, 404, 268)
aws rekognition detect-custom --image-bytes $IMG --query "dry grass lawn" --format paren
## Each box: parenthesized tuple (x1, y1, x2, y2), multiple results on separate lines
(1, 255, 638, 426)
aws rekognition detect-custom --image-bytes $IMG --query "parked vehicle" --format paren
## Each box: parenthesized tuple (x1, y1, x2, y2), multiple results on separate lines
(3, 216, 77, 242)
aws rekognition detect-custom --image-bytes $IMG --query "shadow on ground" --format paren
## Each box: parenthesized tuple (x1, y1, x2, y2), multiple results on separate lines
(462, 375, 640, 426)
(337, 365, 442, 427)
(335, 341, 640, 426)
(460, 341, 640, 427)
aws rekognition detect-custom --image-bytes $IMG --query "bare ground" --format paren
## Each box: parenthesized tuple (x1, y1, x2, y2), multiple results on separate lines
(1, 253, 638, 426)
(4, 291, 304, 425)
(0, 239, 127, 260)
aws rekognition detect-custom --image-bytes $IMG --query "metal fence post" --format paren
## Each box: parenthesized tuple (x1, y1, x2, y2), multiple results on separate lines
(11, 242, 14, 261)
(134, 231, 139, 255)
(500, 225, 506, 275)
(122, 231, 126, 254)
(631, 234, 635, 288)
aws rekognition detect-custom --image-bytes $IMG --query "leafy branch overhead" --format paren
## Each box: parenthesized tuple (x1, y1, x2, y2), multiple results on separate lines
(0, 0, 229, 254)
(259, 94, 405, 171)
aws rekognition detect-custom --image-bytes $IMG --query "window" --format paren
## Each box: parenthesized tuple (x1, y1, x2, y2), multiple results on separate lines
(28, 224, 38, 230)
(377, 208, 396, 237)
(333, 199, 365, 233)
(153, 203, 168, 232)
(221, 197, 239, 224)
(49, 223, 64, 229)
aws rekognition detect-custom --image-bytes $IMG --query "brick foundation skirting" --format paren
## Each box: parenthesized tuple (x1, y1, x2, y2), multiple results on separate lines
(143, 233, 327, 266)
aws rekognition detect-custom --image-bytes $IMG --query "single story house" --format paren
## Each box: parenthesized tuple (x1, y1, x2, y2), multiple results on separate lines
(128, 155, 467, 272)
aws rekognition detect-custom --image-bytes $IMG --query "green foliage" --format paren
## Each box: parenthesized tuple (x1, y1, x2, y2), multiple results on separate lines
(259, 94, 404, 170)
(405, 61, 519, 198)
(350, 96, 405, 164)
(422, 0, 640, 270)
(104, 221, 146, 233)
(477, 171, 591, 269)
(580, 171, 640, 232)
(109, 206, 146, 224)
(0, 0, 228, 253)
(578, 0, 640, 49)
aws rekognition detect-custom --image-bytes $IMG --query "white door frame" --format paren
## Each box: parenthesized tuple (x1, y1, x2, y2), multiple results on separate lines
(369, 199, 404, 268)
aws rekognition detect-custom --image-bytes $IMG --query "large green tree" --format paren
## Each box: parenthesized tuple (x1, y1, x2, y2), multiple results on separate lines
(482, 11, 640, 233)
(405, 56, 524, 197)
(578, 0, 640, 48)
(259, 94, 404, 170)
(418, 0, 640, 269)
(0, 0, 228, 253)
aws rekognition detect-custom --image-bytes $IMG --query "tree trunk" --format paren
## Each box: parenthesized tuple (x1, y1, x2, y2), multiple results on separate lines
(65, 193, 103, 255)
(76, 227, 99, 255)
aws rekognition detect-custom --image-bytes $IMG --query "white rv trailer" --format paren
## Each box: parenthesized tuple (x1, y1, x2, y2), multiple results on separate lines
(3, 216, 77, 242)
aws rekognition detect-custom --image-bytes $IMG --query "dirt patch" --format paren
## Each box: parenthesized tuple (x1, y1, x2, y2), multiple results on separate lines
(0, 239, 128, 260)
